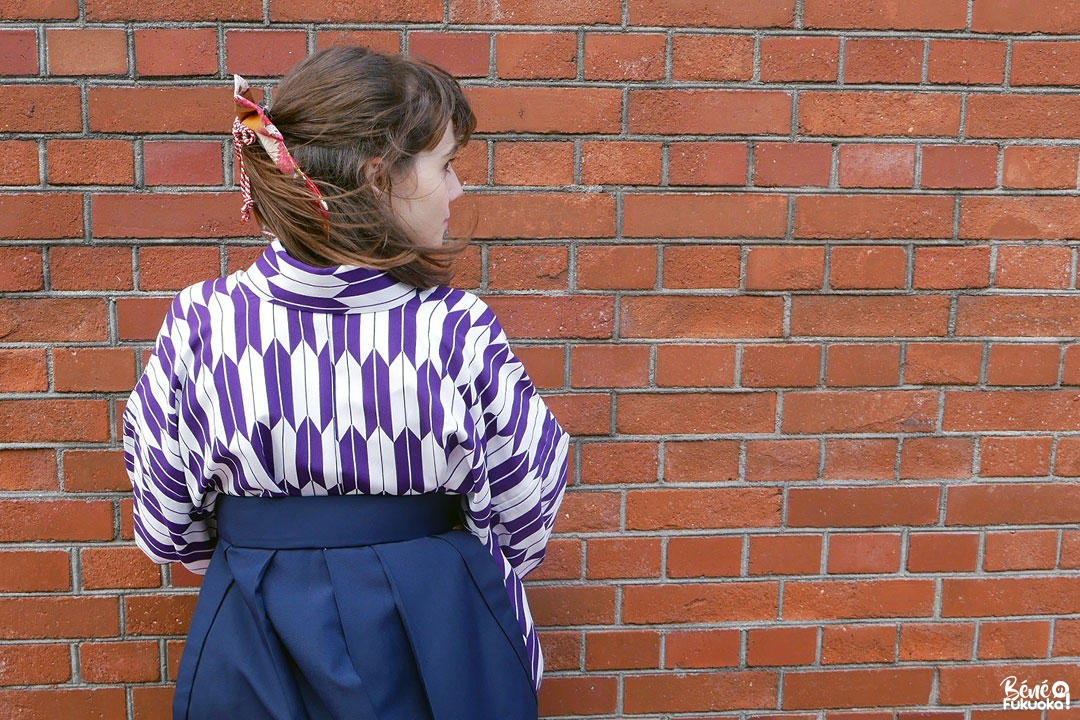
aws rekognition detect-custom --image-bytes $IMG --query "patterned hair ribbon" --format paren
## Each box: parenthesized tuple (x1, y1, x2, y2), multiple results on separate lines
(232, 74, 328, 222)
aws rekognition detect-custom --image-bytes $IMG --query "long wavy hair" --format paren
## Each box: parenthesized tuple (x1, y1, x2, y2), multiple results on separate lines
(241, 46, 477, 288)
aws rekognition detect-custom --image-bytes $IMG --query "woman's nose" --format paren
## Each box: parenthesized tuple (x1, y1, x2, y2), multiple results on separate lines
(448, 166, 464, 202)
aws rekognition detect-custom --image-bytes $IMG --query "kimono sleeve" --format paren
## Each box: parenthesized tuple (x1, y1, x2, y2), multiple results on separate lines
(122, 297, 215, 574)
(466, 303, 569, 579)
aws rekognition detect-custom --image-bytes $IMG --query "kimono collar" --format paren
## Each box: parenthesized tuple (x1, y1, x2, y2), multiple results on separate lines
(240, 238, 419, 314)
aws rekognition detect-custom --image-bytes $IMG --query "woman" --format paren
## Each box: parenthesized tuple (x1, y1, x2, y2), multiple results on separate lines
(123, 46, 568, 720)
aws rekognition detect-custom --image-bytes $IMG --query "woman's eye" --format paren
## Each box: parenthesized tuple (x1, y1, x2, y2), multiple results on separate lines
(444, 157, 456, 172)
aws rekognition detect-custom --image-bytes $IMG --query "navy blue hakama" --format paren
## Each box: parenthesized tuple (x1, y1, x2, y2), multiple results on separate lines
(172, 494, 539, 720)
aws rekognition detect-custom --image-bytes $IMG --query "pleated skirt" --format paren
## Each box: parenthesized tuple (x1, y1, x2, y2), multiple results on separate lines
(172, 493, 538, 720)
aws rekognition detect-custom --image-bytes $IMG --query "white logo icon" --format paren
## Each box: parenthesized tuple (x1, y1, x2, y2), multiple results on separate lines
(1000, 676, 1071, 710)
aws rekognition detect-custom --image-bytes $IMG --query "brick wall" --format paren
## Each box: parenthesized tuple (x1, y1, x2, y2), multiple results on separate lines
(3, 0, 1080, 717)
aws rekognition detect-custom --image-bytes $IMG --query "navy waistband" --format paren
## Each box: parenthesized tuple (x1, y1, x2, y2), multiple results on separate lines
(215, 493, 461, 549)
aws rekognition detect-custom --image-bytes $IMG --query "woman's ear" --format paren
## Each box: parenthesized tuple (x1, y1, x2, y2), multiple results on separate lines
(363, 157, 385, 196)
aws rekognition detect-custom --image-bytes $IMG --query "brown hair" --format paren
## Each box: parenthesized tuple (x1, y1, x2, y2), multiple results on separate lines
(241, 46, 477, 288)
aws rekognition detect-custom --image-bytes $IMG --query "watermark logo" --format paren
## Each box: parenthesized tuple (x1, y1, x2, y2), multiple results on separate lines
(1000, 676, 1071, 710)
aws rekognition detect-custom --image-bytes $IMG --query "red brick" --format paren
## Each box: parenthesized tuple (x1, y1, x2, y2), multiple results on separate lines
(622, 296, 783, 338)
(0, 349, 47, 392)
(272, 0, 438, 20)
(1, 84, 81, 132)
(0, 597, 119, 639)
(0, 140, 39, 185)
(1003, 146, 1079, 190)
(900, 436, 975, 479)
(825, 343, 901, 387)
(624, 582, 780, 624)
(968, 95, 1080, 139)
(83, 546, 162, 590)
(538, 676, 618, 717)
(89, 86, 233, 133)
(907, 533, 979, 573)
(452, 0, 617, 23)
(922, 145, 998, 189)
(627, 488, 781, 530)
(829, 246, 906, 291)
(467, 87, 620, 134)
(979, 621, 1051, 660)
(483, 295, 613, 340)
(667, 536, 742, 578)
(0, 193, 83, 239)
(544, 394, 611, 436)
(946, 482, 1080, 524)
(64, 449, 129, 492)
(0, 689, 127, 719)
(754, 143, 831, 188)
(630, 90, 791, 134)
(823, 438, 897, 480)
(980, 436, 1053, 477)
(81, 640, 160, 682)
(656, 344, 736, 387)
(87, 0, 261, 20)
(53, 348, 136, 393)
(0, 450, 58, 492)
(672, 34, 754, 81)
(796, 194, 954, 238)
(1056, 437, 1080, 476)
(0, 550, 70, 592)
(800, 92, 961, 136)
(47, 28, 127, 75)
(899, 623, 974, 661)
(315, 31, 401, 55)
(629, 0, 794, 27)
(581, 141, 662, 186)
(664, 440, 740, 482)
(0, 298, 107, 341)
(526, 538, 579, 582)
(494, 33, 576, 80)
(2, 0, 78, 19)
(941, 663, 1080, 707)
(139, 245, 222, 291)
(455, 193, 615, 239)
(665, 629, 740, 669)
(828, 533, 902, 573)
(493, 141, 573, 186)
(785, 579, 935, 620)
(984, 530, 1058, 572)
(973, 0, 1080, 33)
(618, 391, 777, 434)
(135, 28, 218, 76)
(928, 39, 1007, 84)
(749, 534, 822, 575)
(0, 401, 110, 443)
(571, 345, 649, 388)
(792, 296, 949, 338)
(50, 246, 132, 291)
(579, 441, 657, 484)
(125, 594, 198, 636)
(957, 297, 1080, 339)
(804, 0, 965, 29)
(785, 668, 934, 709)
(513, 346, 563, 390)
(556, 491, 619, 534)
(749, 246, 825, 290)
(1010, 41, 1080, 86)
(144, 141, 223, 186)
(585, 630, 659, 670)
(743, 344, 821, 388)
(0, 247, 43, 291)
(663, 245, 739, 290)
(986, 344, 1061, 386)
(0, 30, 37, 75)
(822, 625, 897, 664)
(93, 193, 248, 238)
(761, 36, 839, 82)
(529, 585, 616, 626)
(914, 245, 991, 289)
(788, 485, 941, 527)
(746, 439, 819, 481)
(626, 193, 787, 238)
(577, 245, 656, 290)
(838, 144, 916, 189)
(409, 32, 489, 78)
(944, 577, 1080, 616)
(906, 343, 982, 385)
(537, 630, 579, 672)
(586, 33, 665, 81)
(668, 142, 749, 186)
(586, 537, 660, 579)
(997, 245, 1073, 289)
(230, 31, 308, 76)
(844, 38, 923, 84)
(749, 626, 818, 666)
(0, 645, 71, 685)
